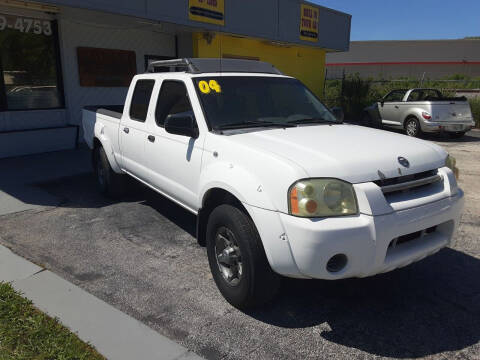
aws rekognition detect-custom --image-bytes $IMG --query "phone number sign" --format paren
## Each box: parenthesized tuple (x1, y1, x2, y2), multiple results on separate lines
(300, 4, 319, 42)
(0, 14, 52, 36)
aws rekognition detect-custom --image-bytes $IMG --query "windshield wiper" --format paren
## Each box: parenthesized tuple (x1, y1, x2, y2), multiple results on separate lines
(215, 121, 296, 130)
(287, 117, 335, 125)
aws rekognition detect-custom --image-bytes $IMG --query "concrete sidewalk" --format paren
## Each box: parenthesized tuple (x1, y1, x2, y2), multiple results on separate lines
(0, 244, 202, 360)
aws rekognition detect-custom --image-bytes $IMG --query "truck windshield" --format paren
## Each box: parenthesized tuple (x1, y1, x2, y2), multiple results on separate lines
(193, 76, 337, 130)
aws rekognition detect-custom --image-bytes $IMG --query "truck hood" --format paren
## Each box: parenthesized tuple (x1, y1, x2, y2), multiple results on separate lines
(230, 124, 447, 183)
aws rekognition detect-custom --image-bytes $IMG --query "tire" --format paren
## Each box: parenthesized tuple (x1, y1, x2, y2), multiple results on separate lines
(404, 117, 422, 137)
(206, 204, 280, 309)
(93, 146, 125, 198)
(448, 132, 466, 139)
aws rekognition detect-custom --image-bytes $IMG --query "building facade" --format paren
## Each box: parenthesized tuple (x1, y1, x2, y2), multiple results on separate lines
(326, 39, 480, 80)
(0, 0, 351, 158)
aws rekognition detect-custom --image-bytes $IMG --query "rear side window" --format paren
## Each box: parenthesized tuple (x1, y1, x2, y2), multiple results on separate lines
(384, 90, 406, 102)
(129, 80, 155, 122)
(155, 81, 193, 127)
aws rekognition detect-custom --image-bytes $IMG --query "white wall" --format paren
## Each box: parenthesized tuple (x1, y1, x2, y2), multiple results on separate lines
(57, 7, 177, 128)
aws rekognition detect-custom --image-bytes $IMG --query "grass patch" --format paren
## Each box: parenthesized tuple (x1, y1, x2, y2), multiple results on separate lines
(0, 282, 105, 360)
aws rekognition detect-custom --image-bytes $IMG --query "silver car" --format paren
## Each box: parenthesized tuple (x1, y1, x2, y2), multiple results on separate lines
(363, 88, 475, 138)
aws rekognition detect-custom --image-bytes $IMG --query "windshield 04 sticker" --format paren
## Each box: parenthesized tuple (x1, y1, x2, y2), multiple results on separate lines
(198, 80, 222, 94)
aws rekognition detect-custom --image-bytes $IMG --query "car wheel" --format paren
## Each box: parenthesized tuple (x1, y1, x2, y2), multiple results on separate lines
(448, 132, 466, 139)
(206, 204, 280, 309)
(93, 146, 125, 198)
(405, 117, 422, 137)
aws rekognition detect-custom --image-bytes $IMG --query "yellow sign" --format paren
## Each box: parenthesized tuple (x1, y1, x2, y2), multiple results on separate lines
(189, 0, 225, 26)
(300, 4, 319, 42)
(198, 80, 222, 94)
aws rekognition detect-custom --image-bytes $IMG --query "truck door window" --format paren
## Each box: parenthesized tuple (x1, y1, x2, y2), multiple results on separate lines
(129, 79, 155, 122)
(155, 81, 194, 127)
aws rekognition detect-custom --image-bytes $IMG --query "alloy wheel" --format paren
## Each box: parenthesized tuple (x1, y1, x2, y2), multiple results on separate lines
(215, 226, 243, 286)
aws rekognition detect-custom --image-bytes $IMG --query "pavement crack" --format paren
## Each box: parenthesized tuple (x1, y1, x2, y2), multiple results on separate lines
(31, 268, 48, 277)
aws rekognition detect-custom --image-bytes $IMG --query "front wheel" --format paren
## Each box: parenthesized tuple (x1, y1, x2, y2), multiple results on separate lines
(405, 117, 422, 137)
(206, 204, 280, 309)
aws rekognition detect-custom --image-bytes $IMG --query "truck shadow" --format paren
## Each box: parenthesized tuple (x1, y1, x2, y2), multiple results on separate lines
(28, 171, 480, 358)
(247, 247, 480, 358)
(32, 172, 197, 237)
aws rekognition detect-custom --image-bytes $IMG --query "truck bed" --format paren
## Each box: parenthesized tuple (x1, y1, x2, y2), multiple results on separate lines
(83, 105, 124, 119)
(82, 105, 124, 150)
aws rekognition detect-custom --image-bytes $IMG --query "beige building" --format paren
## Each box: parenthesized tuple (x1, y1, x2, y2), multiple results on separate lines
(326, 39, 480, 79)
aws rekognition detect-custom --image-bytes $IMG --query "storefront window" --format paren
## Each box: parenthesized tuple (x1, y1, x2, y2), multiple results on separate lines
(0, 13, 63, 111)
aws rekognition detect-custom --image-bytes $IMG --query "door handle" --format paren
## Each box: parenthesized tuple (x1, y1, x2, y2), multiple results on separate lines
(147, 135, 155, 143)
(123, 127, 129, 134)
(395, 105, 399, 109)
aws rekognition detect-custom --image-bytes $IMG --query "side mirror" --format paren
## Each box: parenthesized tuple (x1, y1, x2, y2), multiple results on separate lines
(330, 107, 344, 123)
(165, 113, 199, 138)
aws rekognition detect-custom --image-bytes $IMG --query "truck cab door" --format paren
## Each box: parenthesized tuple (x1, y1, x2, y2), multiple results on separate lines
(144, 79, 204, 211)
(119, 79, 156, 181)
(378, 90, 406, 126)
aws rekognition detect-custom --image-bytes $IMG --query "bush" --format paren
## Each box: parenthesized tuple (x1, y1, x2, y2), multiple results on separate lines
(470, 98, 480, 128)
(339, 75, 371, 119)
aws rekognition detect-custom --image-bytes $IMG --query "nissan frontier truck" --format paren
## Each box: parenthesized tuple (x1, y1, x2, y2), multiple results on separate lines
(82, 59, 464, 309)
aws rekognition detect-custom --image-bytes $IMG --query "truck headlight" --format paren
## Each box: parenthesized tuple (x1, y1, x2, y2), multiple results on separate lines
(445, 154, 459, 179)
(288, 179, 358, 217)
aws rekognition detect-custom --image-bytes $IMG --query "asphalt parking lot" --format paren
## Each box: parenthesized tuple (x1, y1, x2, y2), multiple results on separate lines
(0, 129, 479, 360)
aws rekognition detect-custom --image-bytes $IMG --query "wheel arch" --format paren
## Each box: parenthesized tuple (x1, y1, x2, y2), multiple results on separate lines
(404, 113, 420, 126)
(197, 187, 252, 246)
(92, 136, 122, 173)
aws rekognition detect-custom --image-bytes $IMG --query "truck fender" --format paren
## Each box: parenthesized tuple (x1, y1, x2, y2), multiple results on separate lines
(93, 122, 122, 173)
(198, 161, 276, 211)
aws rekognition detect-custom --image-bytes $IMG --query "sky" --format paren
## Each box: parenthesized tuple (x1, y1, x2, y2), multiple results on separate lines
(312, 0, 480, 41)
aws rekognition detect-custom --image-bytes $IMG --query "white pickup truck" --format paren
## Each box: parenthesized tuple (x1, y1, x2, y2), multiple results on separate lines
(83, 58, 464, 309)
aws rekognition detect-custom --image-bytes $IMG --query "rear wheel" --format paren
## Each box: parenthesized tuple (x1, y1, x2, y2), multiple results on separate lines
(206, 204, 280, 309)
(405, 117, 422, 137)
(93, 146, 125, 198)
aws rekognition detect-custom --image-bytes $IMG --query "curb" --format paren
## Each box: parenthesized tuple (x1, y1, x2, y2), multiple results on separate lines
(0, 244, 203, 360)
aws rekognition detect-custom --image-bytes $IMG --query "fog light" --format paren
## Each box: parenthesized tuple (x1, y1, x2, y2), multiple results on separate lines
(326, 254, 348, 273)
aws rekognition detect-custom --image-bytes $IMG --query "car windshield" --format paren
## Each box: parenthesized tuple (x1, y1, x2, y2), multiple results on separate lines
(193, 76, 337, 130)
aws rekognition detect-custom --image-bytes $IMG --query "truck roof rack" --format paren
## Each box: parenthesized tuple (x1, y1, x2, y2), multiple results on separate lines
(146, 58, 283, 75)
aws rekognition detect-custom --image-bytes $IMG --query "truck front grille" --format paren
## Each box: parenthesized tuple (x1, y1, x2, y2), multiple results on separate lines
(374, 169, 442, 195)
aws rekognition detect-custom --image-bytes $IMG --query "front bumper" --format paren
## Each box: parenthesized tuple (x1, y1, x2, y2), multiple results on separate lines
(246, 185, 464, 280)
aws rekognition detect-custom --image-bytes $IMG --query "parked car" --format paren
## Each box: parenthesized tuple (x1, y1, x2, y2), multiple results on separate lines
(83, 59, 464, 309)
(363, 88, 475, 138)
